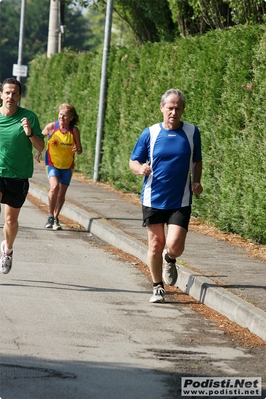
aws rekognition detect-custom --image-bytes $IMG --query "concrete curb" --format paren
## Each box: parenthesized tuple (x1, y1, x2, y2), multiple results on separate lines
(177, 266, 266, 341)
(29, 183, 266, 342)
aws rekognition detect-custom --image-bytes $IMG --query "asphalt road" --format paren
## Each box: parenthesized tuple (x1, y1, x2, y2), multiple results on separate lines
(0, 200, 265, 399)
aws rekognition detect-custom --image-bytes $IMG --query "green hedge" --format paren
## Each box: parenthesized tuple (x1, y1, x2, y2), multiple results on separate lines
(26, 24, 266, 243)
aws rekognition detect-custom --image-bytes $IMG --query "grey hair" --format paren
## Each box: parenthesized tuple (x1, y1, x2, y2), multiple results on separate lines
(160, 88, 186, 108)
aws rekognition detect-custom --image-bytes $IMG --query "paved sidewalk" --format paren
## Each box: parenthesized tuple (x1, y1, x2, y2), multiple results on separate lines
(29, 162, 266, 341)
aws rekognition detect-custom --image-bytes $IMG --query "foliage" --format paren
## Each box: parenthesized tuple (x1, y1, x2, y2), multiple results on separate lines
(60, 0, 266, 39)
(62, 0, 91, 6)
(2, 0, 266, 91)
(168, 0, 266, 35)
(225, 0, 266, 24)
(0, 0, 22, 83)
(0, 0, 95, 88)
(82, 5, 134, 51)
(82, 7, 105, 52)
(92, 0, 177, 43)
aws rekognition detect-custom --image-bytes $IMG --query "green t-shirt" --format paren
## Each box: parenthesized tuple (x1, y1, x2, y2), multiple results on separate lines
(0, 106, 43, 178)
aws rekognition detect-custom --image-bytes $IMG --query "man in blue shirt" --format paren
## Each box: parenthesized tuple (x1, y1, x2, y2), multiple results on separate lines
(129, 88, 203, 303)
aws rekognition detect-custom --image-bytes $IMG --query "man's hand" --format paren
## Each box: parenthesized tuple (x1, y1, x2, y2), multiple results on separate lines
(21, 117, 32, 136)
(139, 162, 152, 176)
(192, 182, 203, 195)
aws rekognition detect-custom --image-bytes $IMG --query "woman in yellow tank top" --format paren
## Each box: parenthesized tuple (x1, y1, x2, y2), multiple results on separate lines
(35, 103, 82, 230)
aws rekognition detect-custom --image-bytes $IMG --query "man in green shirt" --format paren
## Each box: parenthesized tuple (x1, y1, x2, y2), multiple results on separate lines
(0, 78, 44, 274)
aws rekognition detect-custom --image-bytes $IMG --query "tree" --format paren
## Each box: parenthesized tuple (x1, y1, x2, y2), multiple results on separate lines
(91, 0, 177, 43)
(82, 3, 136, 51)
(225, 0, 266, 25)
(86, 0, 266, 39)
(0, 0, 21, 83)
(1, 0, 266, 87)
(82, 7, 105, 52)
(168, 0, 266, 35)
(0, 0, 94, 85)
(168, 0, 233, 35)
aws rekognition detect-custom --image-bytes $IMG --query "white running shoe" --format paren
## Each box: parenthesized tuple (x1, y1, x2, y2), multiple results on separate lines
(1, 240, 13, 274)
(162, 249, 178, 286)
(149, 284, 166, 303)
(53, 218, 62, 230)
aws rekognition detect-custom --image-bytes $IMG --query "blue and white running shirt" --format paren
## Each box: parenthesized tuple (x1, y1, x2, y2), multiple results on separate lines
(130, 122, 202, 209)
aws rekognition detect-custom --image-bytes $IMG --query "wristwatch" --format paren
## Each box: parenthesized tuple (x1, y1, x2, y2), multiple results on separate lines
(27, 131, 34, 137)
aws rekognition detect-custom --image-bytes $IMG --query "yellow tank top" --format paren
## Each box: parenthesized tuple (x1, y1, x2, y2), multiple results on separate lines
(45, 121, 75, 169)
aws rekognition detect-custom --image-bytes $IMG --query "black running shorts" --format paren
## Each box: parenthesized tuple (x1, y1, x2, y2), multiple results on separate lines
(142, 205, 191, 231)
(0, 177, 29, 208)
